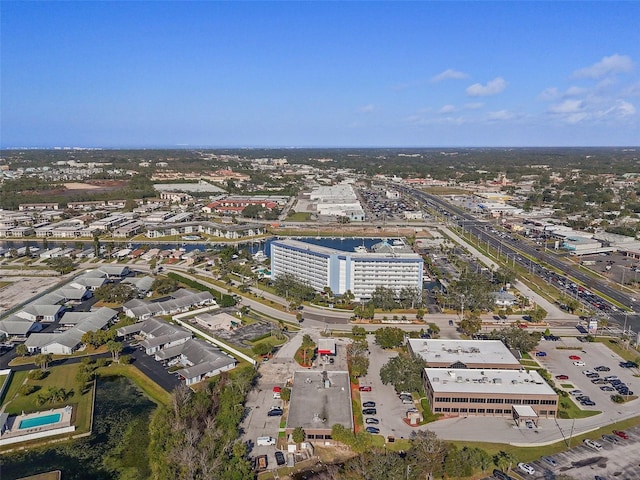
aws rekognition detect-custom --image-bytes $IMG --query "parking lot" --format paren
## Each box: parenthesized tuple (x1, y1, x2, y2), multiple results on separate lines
(240, 329, 352, 470)
(535, 337, 640, 411)
(501, 424, 640, 479)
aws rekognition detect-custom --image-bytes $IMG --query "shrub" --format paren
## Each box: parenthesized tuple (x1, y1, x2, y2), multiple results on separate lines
(19, 384, 37, 396)
(28, 370, 46, 380)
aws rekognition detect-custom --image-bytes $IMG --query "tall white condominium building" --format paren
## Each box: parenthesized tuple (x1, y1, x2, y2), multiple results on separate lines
(270, 238, 423, 301)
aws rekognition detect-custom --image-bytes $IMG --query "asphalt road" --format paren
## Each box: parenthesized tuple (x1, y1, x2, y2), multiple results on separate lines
(404, 187, 639, 324)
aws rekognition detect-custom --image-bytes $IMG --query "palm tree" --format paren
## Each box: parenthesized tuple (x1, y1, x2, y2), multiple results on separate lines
(34, 353, 53, 372)
(106, 340, 123, 362)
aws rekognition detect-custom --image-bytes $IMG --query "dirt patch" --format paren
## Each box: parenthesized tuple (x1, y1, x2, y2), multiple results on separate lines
(63, 182, 103, 190)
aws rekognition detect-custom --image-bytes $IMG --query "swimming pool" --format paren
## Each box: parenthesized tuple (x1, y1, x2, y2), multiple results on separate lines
(18, 413, 61, 429)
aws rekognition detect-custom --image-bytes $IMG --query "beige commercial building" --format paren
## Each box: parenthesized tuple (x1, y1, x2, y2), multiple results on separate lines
(423, 368, 558, 419)
(408, 339, 522, 370)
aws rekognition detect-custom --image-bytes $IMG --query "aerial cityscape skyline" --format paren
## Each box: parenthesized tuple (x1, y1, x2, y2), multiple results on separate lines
(1, 1, 639, 148)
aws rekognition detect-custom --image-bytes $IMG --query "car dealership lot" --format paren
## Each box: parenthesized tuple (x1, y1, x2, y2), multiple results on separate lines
(536, 337, 639, 409)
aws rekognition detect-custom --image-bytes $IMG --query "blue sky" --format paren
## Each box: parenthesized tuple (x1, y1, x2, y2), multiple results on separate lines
(1, 1, 639, 147)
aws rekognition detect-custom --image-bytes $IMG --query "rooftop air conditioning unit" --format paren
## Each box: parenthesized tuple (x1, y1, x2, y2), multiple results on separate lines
(456, 376, 463, 383)
(432, 377, 440, 383)
(493, 378, 502, 384)
(511, 379, 519, 384)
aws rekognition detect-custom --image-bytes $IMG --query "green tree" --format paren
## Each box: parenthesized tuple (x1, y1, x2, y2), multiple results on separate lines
(34, 353, 53, 371)
(369, 286, 398, 311)
(94, 283, 137, 303)
(280, 387, 291, 402)
(458, 312, 482, 337)
(408, 430, 447, 479)
(46, 257, 76, 274)
(107, 340, 123, 362)
(252, 342, 274, 357)
(292, 427, 305, 444)
(380, 353, 426, 394)
(300, 334, 316, 365)
(151, 277, 179, 295)
(16, 344, 28, 356)
(529, 306, 548, 323)
(374, 327, 405, 349)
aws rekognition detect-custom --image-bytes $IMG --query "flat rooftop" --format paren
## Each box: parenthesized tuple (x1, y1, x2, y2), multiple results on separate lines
(286, 371, 353, 431)
(272, 238, 420, 259)
(408, 339, 520, 367)
(425, 368, 557, 396)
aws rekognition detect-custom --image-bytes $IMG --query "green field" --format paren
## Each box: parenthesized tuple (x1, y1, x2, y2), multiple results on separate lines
(1, 364, 95, 441)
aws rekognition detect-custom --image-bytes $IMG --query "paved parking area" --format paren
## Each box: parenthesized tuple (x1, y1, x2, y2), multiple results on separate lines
(535, 337, 640, 410)
(512, 424, 640, 480)
(240, 330, 352, 470)
(359, 335, 423, 441)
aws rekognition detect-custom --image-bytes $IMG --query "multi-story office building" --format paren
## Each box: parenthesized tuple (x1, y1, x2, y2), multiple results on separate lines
(423, 368, 558, 419)
(269, 238, 423, 300)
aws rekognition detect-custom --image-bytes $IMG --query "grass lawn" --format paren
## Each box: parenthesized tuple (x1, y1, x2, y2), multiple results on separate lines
(1, 370, 28, 406)
(370, 434, 411, 451)
(286, 212, 312, 221)
(560, 383, 574, 389)
(595, 337, 640, 362)
(558, 396, 600, 419)
(97, 364, 170, 407)
(0, 281, 12, 288)
(452, 415, 640, 463)
(2, 364, 94, 435)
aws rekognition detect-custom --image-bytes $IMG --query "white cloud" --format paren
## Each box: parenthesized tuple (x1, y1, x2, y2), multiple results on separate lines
(466, 77, 507, 97)
(538, 87, 560, 101)
(359, 104, 375, 113)
(565, 86, 588, 96)
(431, 69, 469, 83)
(486, 110, 515, 121)
(548, 99, 584, 114)
(547, 97, 636, 124)
(438, 104, 457, 114)
(464, 102, 485, 110)
(573, 54, 634, 79)
(605, 100, 636, 117)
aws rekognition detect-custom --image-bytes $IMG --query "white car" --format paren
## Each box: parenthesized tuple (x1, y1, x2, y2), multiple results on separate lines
(517, 462, 536, 475)
(582, 370, 596, 375)
(573, 361, 586, 366)
(583, 438, 602, 451)
(569, 389, 583, 396)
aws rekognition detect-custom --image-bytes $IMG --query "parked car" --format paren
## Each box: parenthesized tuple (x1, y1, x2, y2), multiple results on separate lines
(363, 408, 377, 415)
(573, 361, 586, 367)
(535, 351, 547, 357)
(541, 456, 557, 467)
(492, 469, 511, 480)
(365, 426, 380, 434)
(569, 389, 583, 396)
(604, 375, 618, 381)
(569, 355, 582, 360)
(365, 417, 379, 424)
(274, 451, 286, 466)
(583, 438, 602, 450)
(555, 374, 569, 380)
(600, 386, 615, 391)
(359, 386, 372, 392)
(613, 430, 629, 439)
(517, 462, 535, 475)
(602, 434, 619, 443)
(267, 408, 283, 417)
(363, 401, 376, 408)
(594, 366, 611, 371)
